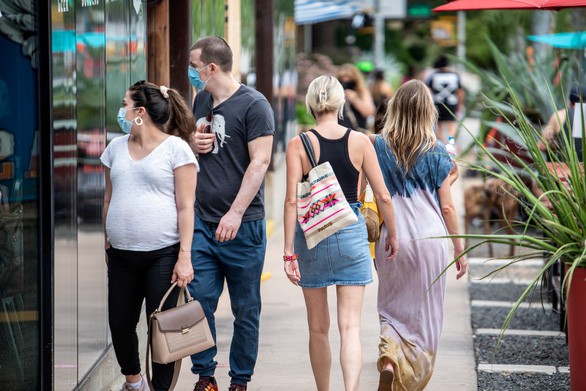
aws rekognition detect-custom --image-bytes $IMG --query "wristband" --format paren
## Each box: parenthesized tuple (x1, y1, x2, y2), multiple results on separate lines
(283, 254, 298, 262)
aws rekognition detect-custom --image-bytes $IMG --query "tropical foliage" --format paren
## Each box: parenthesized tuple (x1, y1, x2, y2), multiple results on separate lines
(453, 36, 580, 156)
(450, 82, 585, 334)
(461, 37, 578, 123)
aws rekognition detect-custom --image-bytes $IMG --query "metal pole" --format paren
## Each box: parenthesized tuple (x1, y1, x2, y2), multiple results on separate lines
(456, 11, 466, 74)
(374, 0, 384, 69)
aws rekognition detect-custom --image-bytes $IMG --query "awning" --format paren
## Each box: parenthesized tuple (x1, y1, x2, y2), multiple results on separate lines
(527, 31, 586, 49)
(294, 0, 359, 25)
(433, 0, 586, 12)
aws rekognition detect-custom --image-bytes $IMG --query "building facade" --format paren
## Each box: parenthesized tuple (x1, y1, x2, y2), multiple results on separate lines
(0, 1, 294, 389)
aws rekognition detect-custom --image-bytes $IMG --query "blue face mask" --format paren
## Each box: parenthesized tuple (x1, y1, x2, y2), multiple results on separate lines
(188, 64, 211, 92)
(117, 107, 138, 134)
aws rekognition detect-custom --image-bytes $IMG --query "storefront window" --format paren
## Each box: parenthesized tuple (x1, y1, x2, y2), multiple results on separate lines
(52, 1, 146, 388)
(0, 1, 41, 389)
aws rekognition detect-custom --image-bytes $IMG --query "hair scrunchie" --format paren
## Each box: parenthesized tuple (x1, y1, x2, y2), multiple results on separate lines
(160, 85, 170, 99)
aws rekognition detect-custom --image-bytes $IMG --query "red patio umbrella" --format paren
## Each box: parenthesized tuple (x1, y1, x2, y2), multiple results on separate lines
(433, 0, 586, 12)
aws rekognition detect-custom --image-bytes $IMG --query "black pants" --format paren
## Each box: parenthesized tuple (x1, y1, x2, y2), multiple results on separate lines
(107, 243, 180, 391)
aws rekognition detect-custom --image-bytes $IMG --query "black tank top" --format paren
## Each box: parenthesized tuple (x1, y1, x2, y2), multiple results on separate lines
(309, 128, 359, 203)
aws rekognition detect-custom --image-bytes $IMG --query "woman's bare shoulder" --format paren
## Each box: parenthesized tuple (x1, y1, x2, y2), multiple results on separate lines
(286, 133, 303, 151)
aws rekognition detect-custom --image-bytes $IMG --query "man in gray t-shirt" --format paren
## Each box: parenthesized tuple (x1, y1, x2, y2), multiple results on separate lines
(187, 36, 274, 391)
(193, 87, 274, 222)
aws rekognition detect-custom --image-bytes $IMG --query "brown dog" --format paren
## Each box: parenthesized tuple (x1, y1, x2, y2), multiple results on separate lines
(464, 178, 519, 257)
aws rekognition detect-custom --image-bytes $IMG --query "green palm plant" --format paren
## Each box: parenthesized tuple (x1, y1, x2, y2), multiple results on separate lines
(452, 36, 579, 155)
(460, 37, 576, 122)
(450, 80, 586, 388)
(446, 80, 585, 337)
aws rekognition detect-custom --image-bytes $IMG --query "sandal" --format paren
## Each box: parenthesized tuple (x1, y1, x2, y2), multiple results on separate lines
(377, 368, 394, 391)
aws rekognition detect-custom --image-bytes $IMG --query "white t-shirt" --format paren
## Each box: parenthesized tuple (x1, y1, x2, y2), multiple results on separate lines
(572, 103, 586, 138)
(100, 135, 198, 251)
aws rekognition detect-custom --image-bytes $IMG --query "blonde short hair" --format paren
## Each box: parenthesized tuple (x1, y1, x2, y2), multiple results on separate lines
(306, 75, 345, 118)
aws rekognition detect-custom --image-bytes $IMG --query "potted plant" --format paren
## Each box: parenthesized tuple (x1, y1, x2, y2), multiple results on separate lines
(449, 83, 585, 390)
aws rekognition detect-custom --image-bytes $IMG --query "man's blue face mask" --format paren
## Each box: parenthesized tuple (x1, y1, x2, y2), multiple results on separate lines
(188, 64, 212, 92)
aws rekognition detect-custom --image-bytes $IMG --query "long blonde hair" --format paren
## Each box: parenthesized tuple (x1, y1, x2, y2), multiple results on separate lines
(381, 80, 438, 173)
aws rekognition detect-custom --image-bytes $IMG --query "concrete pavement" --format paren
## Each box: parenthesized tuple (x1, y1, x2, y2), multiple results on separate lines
(171, 175, 476, 390)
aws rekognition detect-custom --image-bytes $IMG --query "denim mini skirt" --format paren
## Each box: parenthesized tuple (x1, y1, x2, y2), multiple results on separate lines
(294, 203, 373, 288)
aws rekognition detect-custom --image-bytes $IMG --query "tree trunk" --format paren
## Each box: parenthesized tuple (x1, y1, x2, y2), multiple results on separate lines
(569, 9, 586, 32)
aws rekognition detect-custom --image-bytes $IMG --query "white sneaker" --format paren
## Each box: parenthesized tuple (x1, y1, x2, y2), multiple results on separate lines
(120, 374, 150, 391)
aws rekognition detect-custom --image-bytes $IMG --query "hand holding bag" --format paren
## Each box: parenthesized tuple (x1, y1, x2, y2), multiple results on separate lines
(146, 282, 214, 390)
(297, 131, 358, 249)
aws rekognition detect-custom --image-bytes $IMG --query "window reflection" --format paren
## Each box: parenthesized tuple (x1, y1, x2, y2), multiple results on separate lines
(52, 0, 146, 388)
(52, 1, 78, 388)
(0, 1, 40, 389)
(76, 0, 108, 378)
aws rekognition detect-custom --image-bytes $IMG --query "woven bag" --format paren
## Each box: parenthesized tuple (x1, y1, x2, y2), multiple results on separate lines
(297, 132, 357, 249)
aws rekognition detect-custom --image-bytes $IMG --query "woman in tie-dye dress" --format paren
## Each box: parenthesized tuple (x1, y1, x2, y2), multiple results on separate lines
(372, 80, 468, 391)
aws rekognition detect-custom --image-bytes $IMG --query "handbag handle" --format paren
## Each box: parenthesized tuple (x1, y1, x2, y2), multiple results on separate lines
(146, 282, 191, 391)
(155, 282, 193, 314)
(299, 131, 317, 168)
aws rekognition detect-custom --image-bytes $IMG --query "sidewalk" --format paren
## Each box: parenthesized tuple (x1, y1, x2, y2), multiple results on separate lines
(426, 174, 477, 390)
(172, 174, 476, 390)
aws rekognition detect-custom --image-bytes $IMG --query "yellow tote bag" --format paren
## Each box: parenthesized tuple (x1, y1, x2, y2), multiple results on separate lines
(359, 184, 383, 243)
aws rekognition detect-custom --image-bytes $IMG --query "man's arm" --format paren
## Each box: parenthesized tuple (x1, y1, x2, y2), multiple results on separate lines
(215, 135, 274, 242)
(538, 109, 565, 152)
(457, 88, 465, 114)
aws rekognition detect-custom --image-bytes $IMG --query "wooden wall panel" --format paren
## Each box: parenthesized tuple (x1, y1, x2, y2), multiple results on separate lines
(147, 0, 169, 86)
(255, 0, 274, 102)
(147, 0, 191, 100)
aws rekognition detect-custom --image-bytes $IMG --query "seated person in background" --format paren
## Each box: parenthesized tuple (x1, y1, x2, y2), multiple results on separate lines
(538, 85, 585, 162)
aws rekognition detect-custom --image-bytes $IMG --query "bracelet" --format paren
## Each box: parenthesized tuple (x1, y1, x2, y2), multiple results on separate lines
(283, 254, 298, 262)
(180, 248, 191, 253)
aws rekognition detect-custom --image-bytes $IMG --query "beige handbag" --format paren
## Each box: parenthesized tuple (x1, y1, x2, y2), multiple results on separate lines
(146, 282, 214, 390)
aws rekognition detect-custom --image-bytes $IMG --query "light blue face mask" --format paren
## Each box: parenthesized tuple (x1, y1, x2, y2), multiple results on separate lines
(188, 64, 212, 92)
(117, 107, 139, 134)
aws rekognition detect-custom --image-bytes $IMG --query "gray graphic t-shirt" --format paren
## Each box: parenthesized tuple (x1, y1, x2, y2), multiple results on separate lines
(427, 71, 461, 106)
(192, 85, 275, 223)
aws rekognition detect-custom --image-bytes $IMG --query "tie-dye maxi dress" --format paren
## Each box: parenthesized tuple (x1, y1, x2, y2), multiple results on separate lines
(373, 135, 453, 391)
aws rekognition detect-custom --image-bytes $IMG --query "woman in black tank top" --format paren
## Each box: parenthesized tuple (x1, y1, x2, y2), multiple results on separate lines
(307, 128, 359, 203)
(282, 75, 399, 391)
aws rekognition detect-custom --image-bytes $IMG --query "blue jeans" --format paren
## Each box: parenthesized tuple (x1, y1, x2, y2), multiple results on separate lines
(188, 215, 266, 386)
